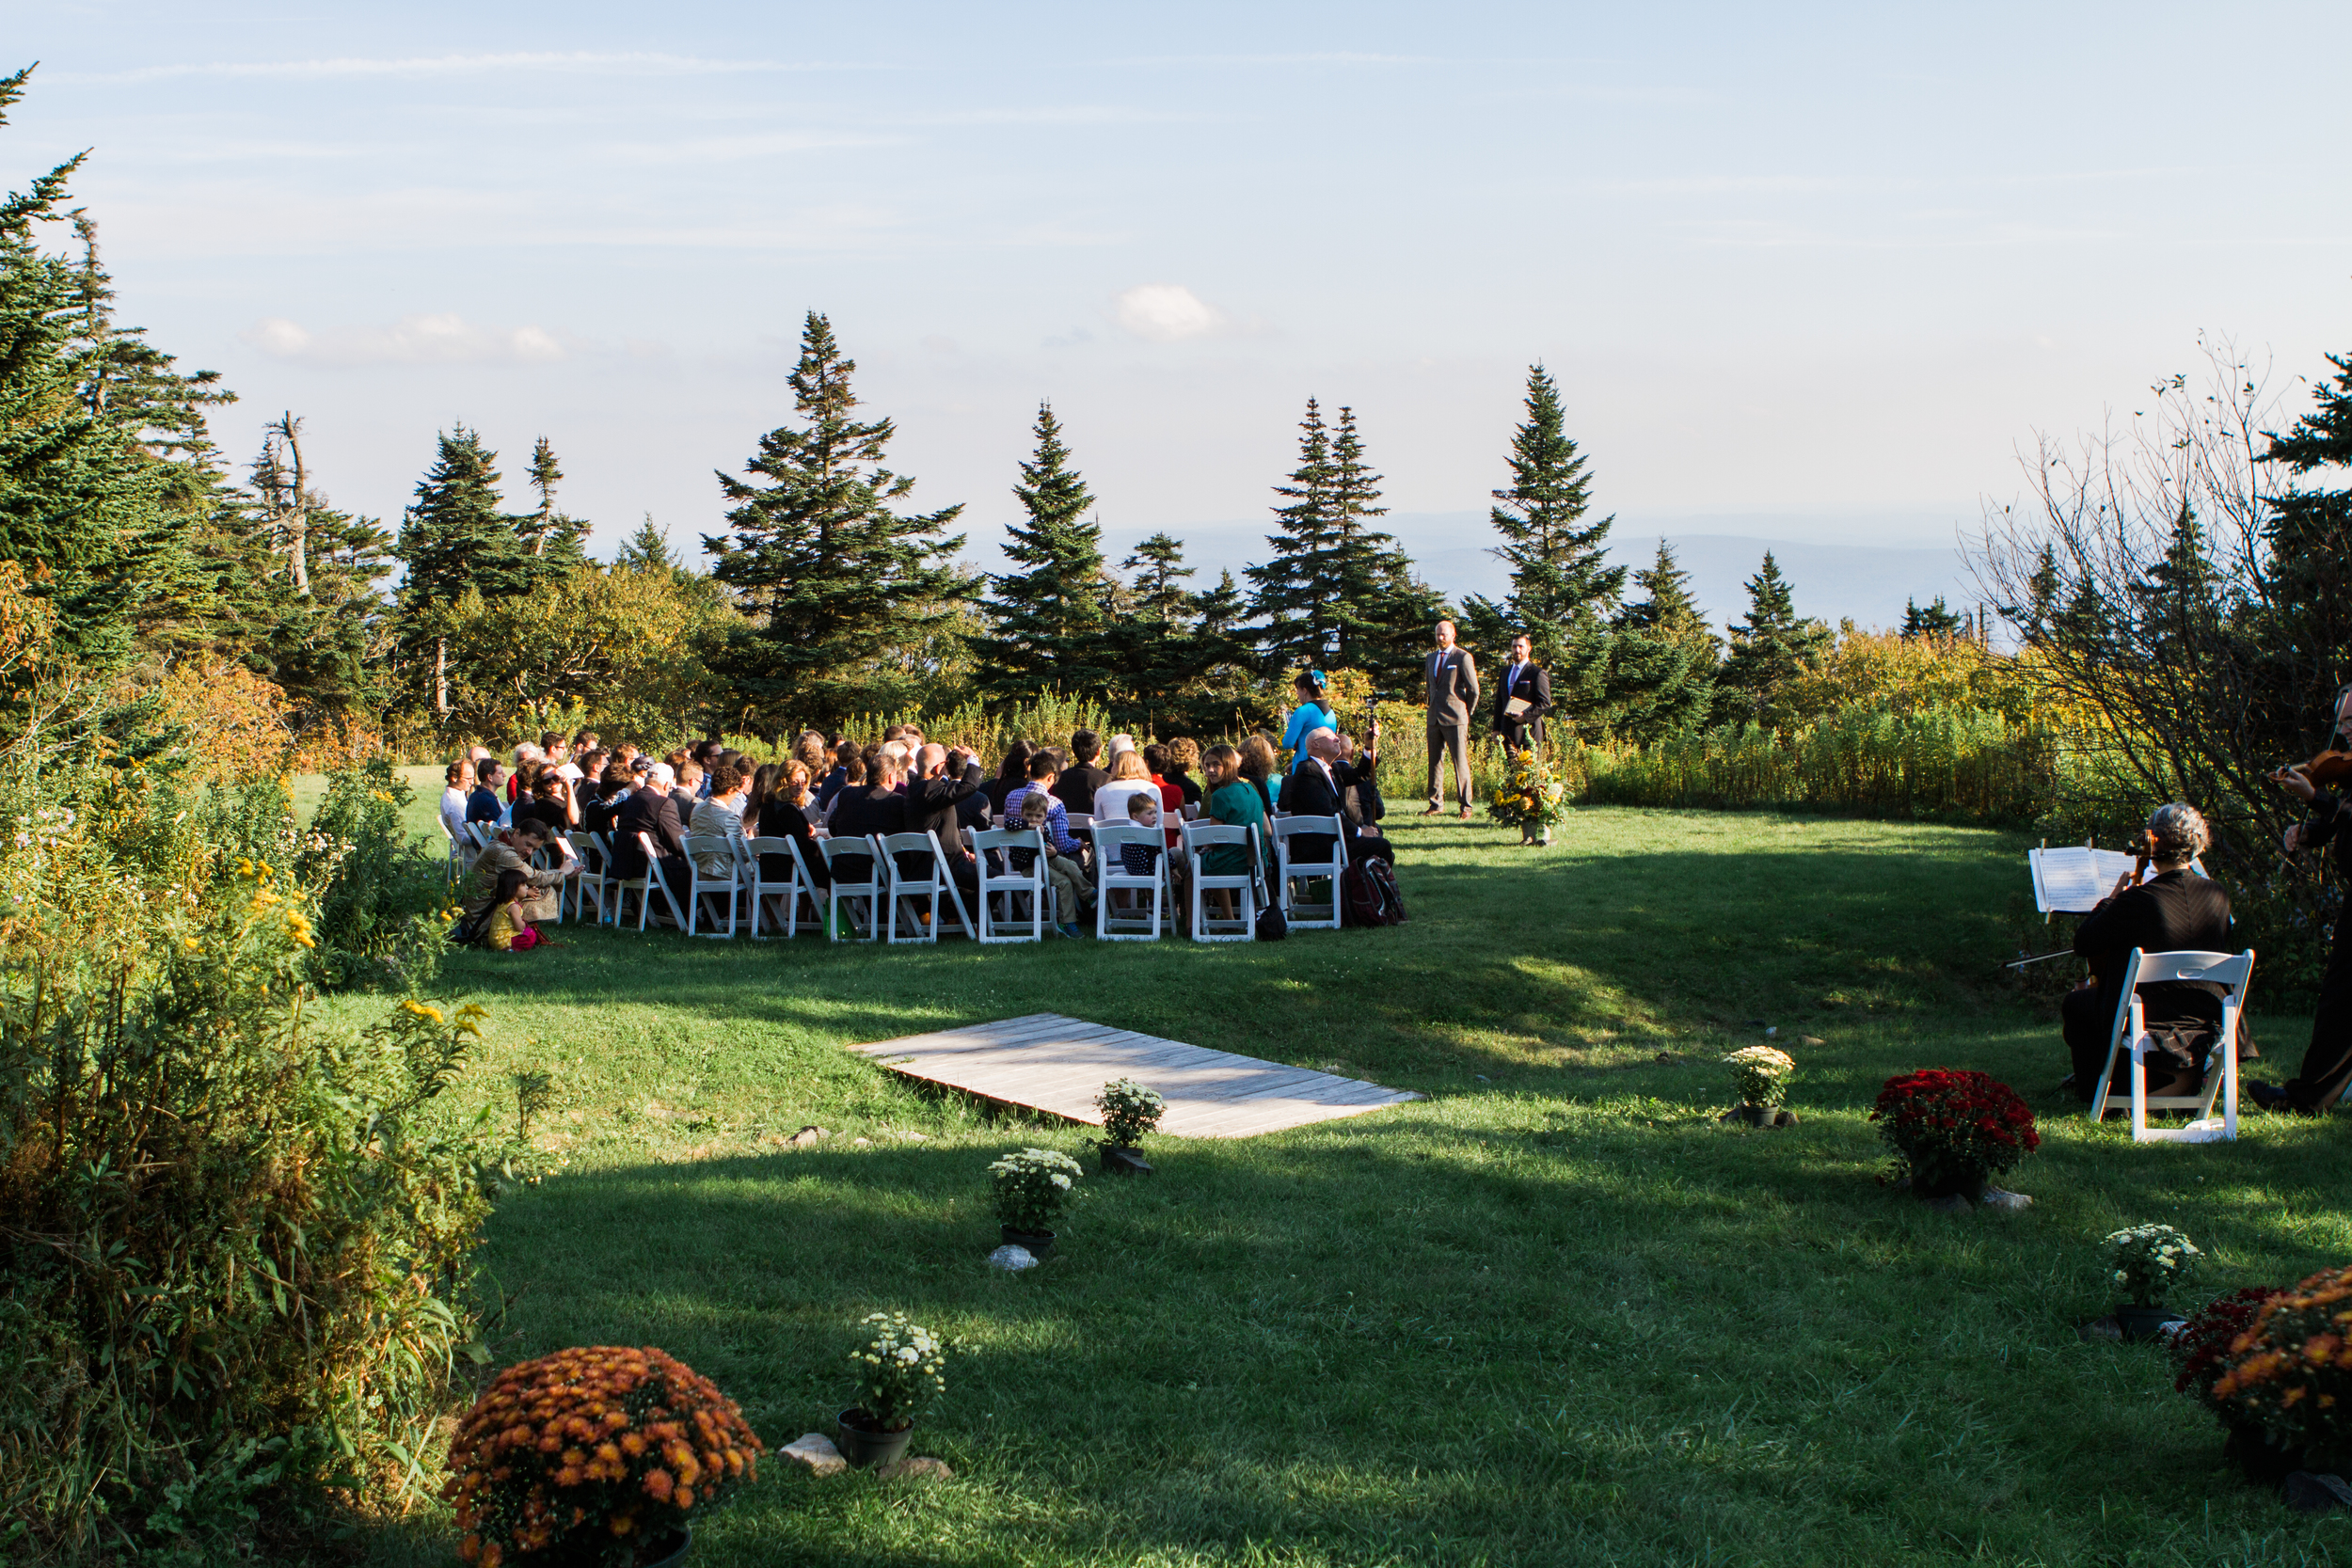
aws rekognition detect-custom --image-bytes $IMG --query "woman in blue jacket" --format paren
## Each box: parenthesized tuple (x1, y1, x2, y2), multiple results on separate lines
(1279, 670, 1336, 758)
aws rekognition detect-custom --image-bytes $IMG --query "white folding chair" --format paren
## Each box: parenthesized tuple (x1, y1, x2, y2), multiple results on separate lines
(1066, 813, 1094, 834)
(611, 831, 687, 933)
(877, 831, 976, 943)
(818, 834, 882, 942)
(467, 821, 497, 852)
(1184, 821, 1259, 942)
(437, 816, 469, 879)
(564, 830, 610, 926)
(745, 836, 812, 939)
(1271, 814, 1348, 930)
(1091, 823, 1170, 941)
(2088, 947, 2254, 1143)
(681, 834, 746, 938)
(973, 826, 1047, 943)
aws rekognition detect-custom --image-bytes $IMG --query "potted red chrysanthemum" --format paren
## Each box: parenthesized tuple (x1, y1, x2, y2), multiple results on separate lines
(444, 1346, 764, 1567)
(1869, 1069, 2040, 1202)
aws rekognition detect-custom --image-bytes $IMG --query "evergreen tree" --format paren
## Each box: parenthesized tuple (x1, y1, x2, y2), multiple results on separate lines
(1462, 364, 1627, 678)
(1122, 531, 1196, 623)
(393, 427, 536, 719)
(1248, 399, 1338, 671)
(705, 311, 968, 727)
(1713, 551, 1831, 729)
(1899, 595, 1964, 641)
(615, 514, 679, 573)
(519, 435, 593, 566)
(1605, 538, 1717, 740)
(971, 402, 1116, 703)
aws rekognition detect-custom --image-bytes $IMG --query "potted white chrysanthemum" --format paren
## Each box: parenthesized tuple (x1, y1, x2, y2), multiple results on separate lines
(1722, 1045, 1797, 1127)
(1093, 1078, 1166, 1175)
(2104, 1223, 2201, 1340)
(989, 1147, 1083, 1258)
(838, 1310, 949, 1469)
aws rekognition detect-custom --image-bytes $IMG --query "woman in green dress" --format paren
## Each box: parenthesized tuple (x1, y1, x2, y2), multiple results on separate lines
(1200, 743, 1268, 923)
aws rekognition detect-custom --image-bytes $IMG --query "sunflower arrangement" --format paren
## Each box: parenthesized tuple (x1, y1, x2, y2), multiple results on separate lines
(445, 1346, 764, 1568)
(1485, 748, 1570, 832)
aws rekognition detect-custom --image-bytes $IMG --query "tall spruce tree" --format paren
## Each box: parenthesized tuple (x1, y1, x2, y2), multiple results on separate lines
(520, 436, 593, 565)
(1713, 551, 1831, 729)
(1899, 595, 1963, 641)
(1121, 532, 1196, 622)
(394, 427, 536, 718)
(1248, 399, 1338, 671)
(1462, 364, 1627, 693)
(705, 311, 968, 727)
(615, 515, 678, 572)
(1604, 538, 1717, 741)
(972, 402, 1116, 703)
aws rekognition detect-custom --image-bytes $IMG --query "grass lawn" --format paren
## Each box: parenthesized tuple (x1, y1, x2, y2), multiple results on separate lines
(332, 798, 2352, 1567)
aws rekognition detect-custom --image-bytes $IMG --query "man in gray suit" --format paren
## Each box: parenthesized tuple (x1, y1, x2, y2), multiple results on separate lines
(1422, 618, 1480, 816)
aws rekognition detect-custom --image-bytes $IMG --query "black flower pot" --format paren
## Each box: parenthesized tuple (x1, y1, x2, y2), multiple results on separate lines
(1101, 1146, 1152, 1175)
(1907, 1163, 1989, 1202)
(836, 1407, 914, 1470)
(636, 1528, 693, 1568)
(2114, 1304, 2183, 1342)
(1000, 1224, 1057, 1259)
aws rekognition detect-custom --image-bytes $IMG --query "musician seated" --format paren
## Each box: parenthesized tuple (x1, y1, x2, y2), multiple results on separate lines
(2060, 803, 2233, 1102)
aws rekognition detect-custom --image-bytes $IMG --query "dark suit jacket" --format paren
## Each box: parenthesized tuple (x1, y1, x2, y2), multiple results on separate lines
(1053, 765, 1110, 816)
(2072, 869, 2233, 1039)
(1493, 661, 1554, 750)
(1335, 755, 1385, 828)
(910, 765, 984, 877)
(1279, 759, 1348, 868)
(612, 789, 689, 879)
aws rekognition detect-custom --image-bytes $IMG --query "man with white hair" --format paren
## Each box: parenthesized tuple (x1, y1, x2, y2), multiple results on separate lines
(612, 759, 691, 904)
(2061, 801, 2232, 1103)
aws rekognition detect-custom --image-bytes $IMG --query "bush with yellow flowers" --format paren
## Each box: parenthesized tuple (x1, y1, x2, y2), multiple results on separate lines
(1485, 747, 1569, 832)
(445, 1347, 765, 1567)
(2209, 1265, 2352, 1478)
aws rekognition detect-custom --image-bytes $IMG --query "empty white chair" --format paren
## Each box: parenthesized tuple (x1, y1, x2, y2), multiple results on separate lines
(1184, 820, 1259, 942)
(681, 834, 746, 938)
(745, 836, 814, 939)
(611, 831, 686, 932)
(1091, 822, 1171, 941)
(973, 826, 1047, 942)
(1065, 813, 1094, 834)
(877, 831, 975, 943)
(564, 830, 610, 926)
(2089, 947, 2255, 1143)
(818, 834, 883, 942)
(1271, 815, 1348, 931)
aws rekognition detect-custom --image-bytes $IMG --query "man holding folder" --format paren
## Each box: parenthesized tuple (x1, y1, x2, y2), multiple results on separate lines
(1493, 633, 1552, 753)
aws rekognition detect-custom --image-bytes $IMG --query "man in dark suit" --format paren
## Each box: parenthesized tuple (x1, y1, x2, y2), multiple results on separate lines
(2061, 803, 2233, 1101)
(908, 743, 985, 903)
(1282, 731, 1353, 874)
(1492, 633, 1554, 752)
(830, 752, 909, 891)
(612, 762, 692, 912)
(1052, 729, 1110, 816)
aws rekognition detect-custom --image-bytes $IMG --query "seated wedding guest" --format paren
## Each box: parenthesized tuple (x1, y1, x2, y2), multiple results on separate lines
(792, 729, 828, 773)
(1141, 744, 1187, 837)
(1006, 752, 1084, 861)
(744, 763, 780, 834)
(523, 769, 580, 840)
(1016, 790, 1089, 937)
(1334, 727, 1390, 854)
(754, 761, 828, 889)
(670, 761, 703, 822)
(581, 766, 630, 833)
(507, 742, 543, 801)
(463, 819, 578, 926)
(1089, 749, 1159, 829)
(1238, 734, 1281, 814)
(613, 762, 692, 899)
(1163, 737, 1203, 808)
(690, 763, 750, 877)
(910, 744, 985, 886)
(2060, 803, 2234, 1102)
(816, 740, 858, 810)
(575, 747, 610, 790)
(468, 762, 505, 825)
(988, 743, 1036, 814)
(481, 867, 551, 952)
(1279, 729, 1350, 871)
(1118, 792, 1188, 919)
(1200, 743, 1268, 921)
(440, 760, 475, 846)
(542, 732, 576, 784)
(1053, 730, 1110, 816)
(832, 750, 909, 840)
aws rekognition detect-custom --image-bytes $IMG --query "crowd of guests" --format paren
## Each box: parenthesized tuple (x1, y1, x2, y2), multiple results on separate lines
(444, 680, 1389, 947)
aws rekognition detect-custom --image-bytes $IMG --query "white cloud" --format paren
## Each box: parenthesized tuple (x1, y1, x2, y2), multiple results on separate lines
(1112, 283, 1228, 342)
(243, 313, 567, 368)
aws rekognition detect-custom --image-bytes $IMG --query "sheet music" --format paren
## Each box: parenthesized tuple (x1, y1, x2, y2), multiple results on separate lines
(2028, 847, 2207, 914)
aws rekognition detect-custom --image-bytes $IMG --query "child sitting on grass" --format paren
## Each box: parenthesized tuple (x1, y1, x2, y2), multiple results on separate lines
(483, 868, 550, 951)
(1019, 790, 1090, 938)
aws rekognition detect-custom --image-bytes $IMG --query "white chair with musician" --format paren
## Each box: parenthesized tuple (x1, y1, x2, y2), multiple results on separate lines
(2089, 947, 2255, 1142)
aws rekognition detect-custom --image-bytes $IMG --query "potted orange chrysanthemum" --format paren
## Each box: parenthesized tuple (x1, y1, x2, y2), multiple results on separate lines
(444, 1346, 765, 1568)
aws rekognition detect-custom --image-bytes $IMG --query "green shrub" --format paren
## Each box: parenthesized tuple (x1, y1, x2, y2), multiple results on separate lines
(297, 755, 449, 990)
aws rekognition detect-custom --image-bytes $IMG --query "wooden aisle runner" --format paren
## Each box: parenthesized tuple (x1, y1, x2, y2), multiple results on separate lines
(850, 1013, 1422, 1139)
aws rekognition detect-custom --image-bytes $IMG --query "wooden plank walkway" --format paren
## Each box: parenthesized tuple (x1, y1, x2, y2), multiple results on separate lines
(850, 1013, 1422, 1138)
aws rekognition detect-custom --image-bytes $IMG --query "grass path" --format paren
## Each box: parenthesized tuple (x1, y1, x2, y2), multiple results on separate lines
(339, 806, 2351, 1566)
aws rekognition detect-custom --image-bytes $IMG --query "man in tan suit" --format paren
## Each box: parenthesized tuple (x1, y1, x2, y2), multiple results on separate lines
(1422, 619, 1481, 817)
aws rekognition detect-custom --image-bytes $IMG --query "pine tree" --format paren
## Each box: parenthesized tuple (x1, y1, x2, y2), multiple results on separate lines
(971, 403, 1116, 703)
(394, 427, 537, 718)
(519, 436, 593, 567)
(1462, 364, 1627, 677)
(615, 515, 678, 572)
(1605, 538, 1717, 740)
(1248, 399, 1338, 671)
(705, 311, 968, 727)
(1900, 595, 1963, 641)
(1714, 551, 1831, 729)
(1122, 532, 1196, 623)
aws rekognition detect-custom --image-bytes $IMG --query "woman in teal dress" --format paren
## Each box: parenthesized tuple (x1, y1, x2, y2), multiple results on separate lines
(1200, 742, 1269, 922)
(1279, 670, 1336, 757)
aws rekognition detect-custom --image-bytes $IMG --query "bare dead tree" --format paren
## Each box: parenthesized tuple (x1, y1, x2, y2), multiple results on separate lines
(251, 413, 312, 596)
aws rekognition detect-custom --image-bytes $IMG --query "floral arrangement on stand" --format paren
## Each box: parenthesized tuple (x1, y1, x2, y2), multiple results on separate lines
(845, 1311, 950, 1432)
(989, 1147, 1084, 1244)
(1868, 1069, 2040, 1201)
(2211, 1265, 2352, 1480)
(1722, 1046, 1795, 1125)
(1093, 1078, 1167, 1172)
(445, 1345, 764, 1568)
(1486, 747, 1569, 836)
(2103, 1223, 2201, 1334)
(2172, 1287, 2285, 1410)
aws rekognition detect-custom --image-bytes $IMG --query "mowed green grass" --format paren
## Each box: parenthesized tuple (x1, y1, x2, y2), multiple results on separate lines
(331, 801, 2352, 1567)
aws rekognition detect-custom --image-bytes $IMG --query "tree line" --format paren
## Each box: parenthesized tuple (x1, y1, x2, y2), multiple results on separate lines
(0, 65, 1912, 752)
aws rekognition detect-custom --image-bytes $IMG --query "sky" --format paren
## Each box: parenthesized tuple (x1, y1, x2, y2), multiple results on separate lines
(11, 1, 2350, 628)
